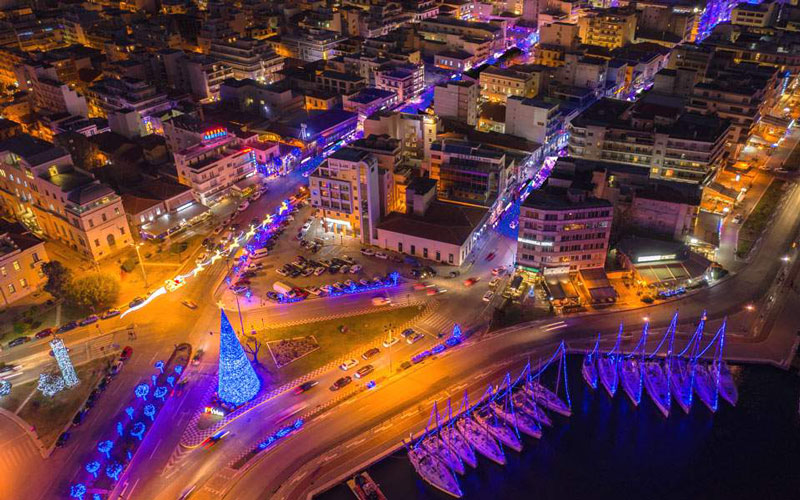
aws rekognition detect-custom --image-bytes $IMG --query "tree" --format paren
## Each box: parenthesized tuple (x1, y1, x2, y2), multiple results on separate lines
(42, 261, 73, 300)
(66, 273, 120, 312)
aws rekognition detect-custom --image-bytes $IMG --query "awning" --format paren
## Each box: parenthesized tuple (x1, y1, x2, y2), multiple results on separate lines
(140, 203, 210, 239)
(589, 286, 617, 302)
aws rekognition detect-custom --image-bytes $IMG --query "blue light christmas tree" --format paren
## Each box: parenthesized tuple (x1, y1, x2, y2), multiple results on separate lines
(218, 309, 260, 405)
(50, 338, 79, 388)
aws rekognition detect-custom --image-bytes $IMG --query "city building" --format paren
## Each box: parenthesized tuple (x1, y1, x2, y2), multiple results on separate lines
(505, 97, 562, 150)
(429, 139, 514, 207)
(0, 135, 133, 261)
(343, 87, 397, 119)
(434, 80, 479, 126)
(120, 178, 207, 240)
(209, 37, 285, 83)
(0, 221, 48, 307)
(87, 78, 172, 138)
(578, 7, 637, 49)
(374, 63, 425, 103)
(479, 65, 540, 103)
(308, 147, 382, 244)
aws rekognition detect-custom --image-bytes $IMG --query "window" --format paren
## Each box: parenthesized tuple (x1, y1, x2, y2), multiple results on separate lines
(436, 251, 441, 261)
(423, 248, 428, 258)
(7, 283, 15, 294)
(410, 244, 416, 255)
(102, 213, 107, 222)
(19, 278, 27, 288)
(94, 239, 100, 247)
(89, 219, 94, 228)
(12, 260, 20, 271)
(398, 242, 403, 253)
(119, 227, 125, 236)
(32, 252, 40, 263)
(448, 253, 454, 264)
(0, 266, 5, 276)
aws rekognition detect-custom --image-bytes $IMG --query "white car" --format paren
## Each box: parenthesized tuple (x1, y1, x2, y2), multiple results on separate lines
(489, 277, 501, 288)
(305, 286, 322, 296)
(349, 264, 362, 274)
(237, 201, 249, 212)
(339, 358, 359, 371)
(251, 192, 262, 201)
(375, 252, 388, 259)
(301, 222, 312, 232)
(382, 336, 400, 348)
(482, 291, 494, 302)
(371, 296, 391, 306)
(360, 248, 375, 256)
(492, 267, 507, 276)
(314, 267, 326, 276)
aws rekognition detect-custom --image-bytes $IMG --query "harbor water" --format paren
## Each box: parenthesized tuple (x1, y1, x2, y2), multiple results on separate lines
(317, 358, 800, 499)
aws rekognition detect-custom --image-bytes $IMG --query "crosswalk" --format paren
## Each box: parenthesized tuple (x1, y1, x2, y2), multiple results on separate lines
(0, 429, 42, 499)
(415, 311, 456, 338)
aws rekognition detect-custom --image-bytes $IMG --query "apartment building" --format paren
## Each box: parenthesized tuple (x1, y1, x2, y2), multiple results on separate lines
(434, 80, 478, 126)
(174, 127, 257, 205)
(0, 135, 133, 261)
(517, 183, 612, 273)
(363, 111, 439, 162)
(0, 221, 48, 307)
(567, 98, 731, 184)
(374, 63, 425, 103)
(209, 37, 285, 83)
(429, 139, 513, 207)
(479, 65, 538, 103)
(87, 77, 172, 137)
(505, 97, 561, 149)
(308, 147, 382, 244)
(730, 1, 778, 28)
(278, 29, 346, 62)
(578, 7, 637, 49)
(418, 16, 505, 55)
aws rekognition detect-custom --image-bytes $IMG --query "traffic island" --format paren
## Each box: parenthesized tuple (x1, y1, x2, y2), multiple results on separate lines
(737, 180, 786, 258)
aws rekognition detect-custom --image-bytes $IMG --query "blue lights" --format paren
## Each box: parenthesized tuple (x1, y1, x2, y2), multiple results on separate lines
(69, 483, 86, 500)
(135, 383, 149, 401)
(50, 338, 79, 388)
(144, 404, 156, 421)
(125, 406, 135, 419)
(105, 462, 123, 481)
(85, 461, 100, 478)
(154, 360, 165, 373)
(97, 440, 113, 458)
(154, 386, 168, 401)
(131, 421, 146, 441)
(257, 419, 304, 449)
(218, 309, 261, 405)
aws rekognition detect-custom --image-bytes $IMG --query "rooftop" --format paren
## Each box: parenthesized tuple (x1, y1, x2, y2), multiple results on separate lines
(377, 200, 488, 246)
(0, 135, 68, 166)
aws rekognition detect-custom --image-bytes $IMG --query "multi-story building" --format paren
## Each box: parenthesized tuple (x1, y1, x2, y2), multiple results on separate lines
(578, 7, 637, 49)
(0, 135, 133, 261)
(567, 98, 731, 184)
(429, 139, 514, 207)
(730, 1, 778, 28)
(0, 221, 48, 307)
(517, 183, 612, 273)
(479, 65, 539, 103)
(343, 87, 397, 119)
(173, 127, 257, 205)
(209, 37, 285, 83)
(505, 97, 561, 150)
(363, 111, 439, 163)
(434, 80, 478, 126)
(308, 147, 382, 244)
(87, 77, 172, 137)
(418, 16, 505, 56)
(277, 29, 346, 62)
(374, 63, 425, 103)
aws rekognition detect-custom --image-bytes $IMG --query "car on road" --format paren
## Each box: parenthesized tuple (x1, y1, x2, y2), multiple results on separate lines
(492, 266, 507, 276)
(202, 430, 230, 449)
(362, 348, 380, 360)
(34, 328, 54, 339)
(109, 360, 124, 376)
(129, 296, 145, 308)
(57, 321, 78, 333)
(192, 350, 204, 366)
(55, 432, 70, 448)
(339, 358, 359, 371)
(485, 252, 496, 261)
(120, 346, 133, 361)
(294, 381, 318, 395)
(400, 328, 415, 339)
(375, 251, 388, 259)
(482, 291, 494, 302)
(266, 291, 281, 302)
(489, 277, 501, 288)
(301, 222, 312, 232)
(237, 201, 249, 212)
(0, 364, 18, 376)
(231, 285, 249, 295)
(330, 376, 352, 391)
(195, 253, 208, 265)
(354, 365, 374, 379)
(413, 282, 428, 291)
(72, 409, 88, 426)
(360, 248, 375, 256)
(213, 226, 224, 235)
(382, 336, 400, 348)
(371, 296, 391, 306)
(733, 214, 744, 224)
(79, 315, 99, 326)
(406, 332, 424, 344)
(349, 264, 362, 274)
(100, 308, 120, 320)
(182, 299, 198, 310)
(463, 277, 479, 287)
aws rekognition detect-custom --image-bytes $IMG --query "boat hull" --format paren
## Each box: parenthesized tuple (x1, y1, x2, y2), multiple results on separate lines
(642, 361, 670, 418)
(491, 403, 542, 439)
(441, 427, 477, 469)
(456, 418, 505, 465)
(525, 382, 571, 417)
(422, 435, 465, 475)
(716, 361, 738, 407)
(513, 392, 552, 427)
(582, 355, 598, 390)
(619, 359, 642, 406)
(669, 362, 693, 414)
(598, 356, 618, 397)
(408, 448, 463, 498)
(693, 363, 718, 413)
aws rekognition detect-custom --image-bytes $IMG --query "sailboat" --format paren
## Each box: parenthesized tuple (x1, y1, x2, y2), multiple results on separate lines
(474, 405, 523, 452)
(598, 323, 623, 397)
(643, 312, 677, 418)
(714, 324, 738, 406)
(670, 314, 705, 413)
(456, 416, 505, 465)
(407, 442, 462, 498)
(440, 399, 477, 468)
(421, 402, 464, 475)
(512, 390, 552, 427)
(693, 320, 727, 413)
(525, 343, 572, 417)
(619, 322, 648, 406)
(582, 334, 600, 390)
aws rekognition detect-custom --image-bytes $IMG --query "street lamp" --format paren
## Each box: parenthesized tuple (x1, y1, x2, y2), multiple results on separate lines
(133, 243, 148, 289)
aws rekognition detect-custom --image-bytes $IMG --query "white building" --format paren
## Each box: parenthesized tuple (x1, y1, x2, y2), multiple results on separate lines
(505, 96, 561, 150)
(375, 63, 425, 103)
(434, 80, 478, 126)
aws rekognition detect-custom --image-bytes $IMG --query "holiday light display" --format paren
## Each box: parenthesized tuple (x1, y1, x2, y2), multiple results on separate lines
(50, 337, 79, 388)
(217, 309, 260, 405)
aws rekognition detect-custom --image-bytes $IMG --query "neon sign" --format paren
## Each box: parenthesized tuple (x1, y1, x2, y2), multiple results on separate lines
(203, 128, 227, 142)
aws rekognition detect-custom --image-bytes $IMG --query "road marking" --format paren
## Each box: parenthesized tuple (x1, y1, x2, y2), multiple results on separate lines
(320, 452, 339, 463)
(543, 321, 568, 331)
(125, 478, 140, 500)
(148, 438, 162, 459)
(288, 470, 308, 485)
(375, 422, 393, 432)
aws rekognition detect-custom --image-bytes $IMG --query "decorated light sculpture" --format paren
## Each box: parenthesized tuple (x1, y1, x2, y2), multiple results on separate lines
(0, 380, 10, 397)
(69, 483, 86, 500)
(85, 461, 101, 478)
(389, 271, 400, 285)
(166, 376, 175, 388)
(143, 404, 156, 421)
(217, 309, 260, 405)
(97, 440, 113, 458)
(125, 406, 135, 419)
(49, 337, 79, 387)
(130, 422, 146, 441)
(154, 386, 168, 401)
(154, 360, 165, 374)
(151, 374, 158, 386)
(37, 373, 65, 397)
(135, 383, 149, 401)
(174, 365, 183, 375)
(105, 462, 123, 481)
(116, 422, 124, 437)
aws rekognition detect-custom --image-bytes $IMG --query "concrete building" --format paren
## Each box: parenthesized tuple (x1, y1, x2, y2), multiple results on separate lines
(434, 80, 478, 126)
(363, 111, 439, 162)
(0, 135, 133, 261)
(505, 97, 561, 149)
(173, 127, 257, 205)
(209, 37, 285, 83)
(730, 1, 778, 28)
(578, 7, 637, 49)
(120, 178, 207, 240)
(87, 78, 172, 138)
(308, 147, 382, 244)
(0, 221, 48, 307)
(429, 139, 514, 207)
(374, 63, 425, 103)
(517, 181, 612, 273)
(479, 65, 539, 103)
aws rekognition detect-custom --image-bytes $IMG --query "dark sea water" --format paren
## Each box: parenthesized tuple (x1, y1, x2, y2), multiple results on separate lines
(317, 358, 800, 500)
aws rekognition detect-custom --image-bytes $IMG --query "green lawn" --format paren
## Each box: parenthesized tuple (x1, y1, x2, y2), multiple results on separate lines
(737, 180, 786, 258)
(14, 355, 115, 448)
(254, 305, 424, 383)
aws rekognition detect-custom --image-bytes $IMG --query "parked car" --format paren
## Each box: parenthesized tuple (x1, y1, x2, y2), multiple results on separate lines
(182, 300, 198, 310)
(314, 267, 326, 276)
(120, 346, 133, 361)
(330, 376, 352, 391)
(375, 251, 388, 259)
(406, 332, 424, 344)
(362, 348, 380, 360)
(72, 409, 88, 426)
(34, 328, 54, 339)
(382, 336, 400, 348)
(266, 292, 281, 302)
(354, 365, 374, 379)
(100, 308, 120, 320)
(237, 201, 249, 212)
(57, 321, 78, 333)
(79, 315, 99, 326)
(55, 432, 70, 448)
(294, 380, 318, 395)
(339, 358, 359, 371)
(482, 291, 494, 302)
(361, 247, 375, 256)
(129, 296, 145, 308)
(231, 285, 249, 295)
(109, 360, 124, 376)
(8, 336, 29, 348)
(349, 264, 362, 274)
(400, 328, 415, 339)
